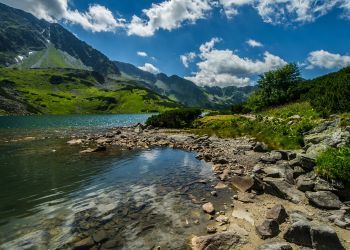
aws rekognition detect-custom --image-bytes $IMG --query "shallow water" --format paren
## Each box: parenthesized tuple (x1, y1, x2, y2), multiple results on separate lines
(0, 115, 232, 249)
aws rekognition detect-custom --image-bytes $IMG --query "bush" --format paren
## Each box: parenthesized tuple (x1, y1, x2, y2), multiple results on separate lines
(146, 108, 201, 128)
(246, 63, 302, 111)
(316, 145, 350, 182)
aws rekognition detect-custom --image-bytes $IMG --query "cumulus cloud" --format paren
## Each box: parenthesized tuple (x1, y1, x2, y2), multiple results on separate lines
(1, 0, 125, 32)
(185, 37, 287, 87)
(137, 51, 148, 57)
(180, 52, 196, 67)
(306, 50, 350, 69)
(246, 39, 263, 47)
(127, 0, 213, 37)
(138, 63, 160, 74)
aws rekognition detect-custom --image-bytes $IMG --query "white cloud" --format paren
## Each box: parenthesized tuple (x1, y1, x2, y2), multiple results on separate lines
(246, 39, 263, 47)
(218, 0, 254, 18)
(306, 50, 350, 69)
(127, 0, 213, 37)
(138, 63, 160, 74)
(180, 52, 196, 67)
(137, 51, 148, 57)
(185, 37, 287, 87)
(1, 0, 125, 32)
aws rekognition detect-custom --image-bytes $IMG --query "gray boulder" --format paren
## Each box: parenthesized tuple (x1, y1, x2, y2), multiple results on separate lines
(296, 176, 315, 192)
(256, 219, 279, 239)
(311, 225, 345, 250)
(254, 142, 268, 152)
(305, 191, 342, 210)
(283, 220, 312, 247)
(263, 177, 304, 204)
(260, 151, 283, 164)
(266, 205, 288, 224)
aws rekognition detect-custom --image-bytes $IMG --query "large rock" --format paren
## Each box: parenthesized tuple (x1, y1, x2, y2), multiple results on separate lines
(263, 163, 294, 184)
(290, 154, 316, 171)
(296, 176, 315, 192)
(266, 205, 288, 224)
(310, 225, 345, 250)
(263, 177, 304, 204)
(191, 232, 241, 250)
(283, 220, 312, 247)
(305, 191, 342, 210)
(202, 202, 215, 214)
(232, 176, 254, 192)
(260, 152, 283, 164)
(254, 142, 268, 152)
(256, 219, 279, 239)
(258, 241, 292, 250)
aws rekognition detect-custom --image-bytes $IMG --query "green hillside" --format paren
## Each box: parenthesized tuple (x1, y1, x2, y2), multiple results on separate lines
(13, 43, 91, 70)
(0, 68, 180, 115)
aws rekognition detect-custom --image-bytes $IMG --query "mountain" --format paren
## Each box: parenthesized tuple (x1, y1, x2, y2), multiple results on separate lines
(0, 2, 119, 75)
(114, 60, 256, 108)
(0, 68, 180, 115)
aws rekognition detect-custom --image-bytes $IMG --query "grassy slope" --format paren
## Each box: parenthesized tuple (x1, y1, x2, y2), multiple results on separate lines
(0, 68, 180, 115)
(192, 102, 323, 149)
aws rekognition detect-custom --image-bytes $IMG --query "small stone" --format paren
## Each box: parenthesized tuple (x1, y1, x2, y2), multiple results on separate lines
(256, 219, 279, 239)
(266, 205, 288, 224)
(206, 225, 217, 234)
(191, 232, 241, 250)
(214, 182, 227, 189)
(254, 142, 268, 152)
(202, 202, 215, 215)
(210, 191, 217, 196)
(215, 215, 229, 225)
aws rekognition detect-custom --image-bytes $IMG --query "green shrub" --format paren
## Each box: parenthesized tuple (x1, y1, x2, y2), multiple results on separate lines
(146, 108, 202, 128)
(316, 145, 350, 182)
(246, 63, 302, 111)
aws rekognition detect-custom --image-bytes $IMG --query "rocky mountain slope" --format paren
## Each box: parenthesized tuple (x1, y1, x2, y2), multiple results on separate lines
(0, 3, 119, 75)
(114, 61, 256, 108)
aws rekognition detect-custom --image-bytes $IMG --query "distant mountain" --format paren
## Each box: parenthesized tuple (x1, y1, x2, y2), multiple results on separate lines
(114, 60, 256, 108)
(0, 3, 119, 75)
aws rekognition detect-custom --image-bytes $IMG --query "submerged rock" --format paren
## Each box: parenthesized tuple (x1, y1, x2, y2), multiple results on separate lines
(258, 241, 292, 250)
(72, 237, 95, 250)
(191, 232, 241, 250)
(202, 202, 215, 215)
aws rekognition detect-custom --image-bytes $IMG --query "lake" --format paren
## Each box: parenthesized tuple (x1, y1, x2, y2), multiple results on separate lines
(0, 114, 231, 249)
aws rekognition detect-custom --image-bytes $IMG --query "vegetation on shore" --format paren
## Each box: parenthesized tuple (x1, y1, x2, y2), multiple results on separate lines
(316, 146, 350, 182)
(0, 68, 180, 114)
(145, 108, 201, 128)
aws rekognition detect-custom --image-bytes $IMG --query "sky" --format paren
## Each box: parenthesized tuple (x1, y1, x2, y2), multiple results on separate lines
(2, 0, 350, 87)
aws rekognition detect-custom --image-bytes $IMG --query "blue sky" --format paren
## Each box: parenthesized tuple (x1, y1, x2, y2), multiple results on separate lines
(3, 0, 350, 87)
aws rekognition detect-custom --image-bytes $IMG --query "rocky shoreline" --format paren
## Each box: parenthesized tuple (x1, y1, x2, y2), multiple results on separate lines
(67, 119, 350, 250)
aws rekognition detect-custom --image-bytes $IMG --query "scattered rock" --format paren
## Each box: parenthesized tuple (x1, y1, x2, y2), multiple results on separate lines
(266, 205, 288, 224)
(305, 191, 342, 210)
(283, 220, 312, 247)
(80, 145, 107, 153)
(237, 192, 255, 203)
(191, 232, 241, 250)
(202, 202, 215, 215)
(256, 219, 279, 239)
(232, 176, 254, 192)
(311, 225, 345, 250)
(67, 139, 84, 145)
(214, 182, 228, 189)
(290, 154, 316, 171)
(210, 191, 217, 196)
(260, 152, 283, 164)
(258, 241, 292, 250)
(263, 177, 304, 204)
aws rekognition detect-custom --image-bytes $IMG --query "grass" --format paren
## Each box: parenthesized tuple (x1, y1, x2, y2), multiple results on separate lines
(0, 68, 180, 114)
(316, 145, 350, 182)
(192, 102, 322, 149)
